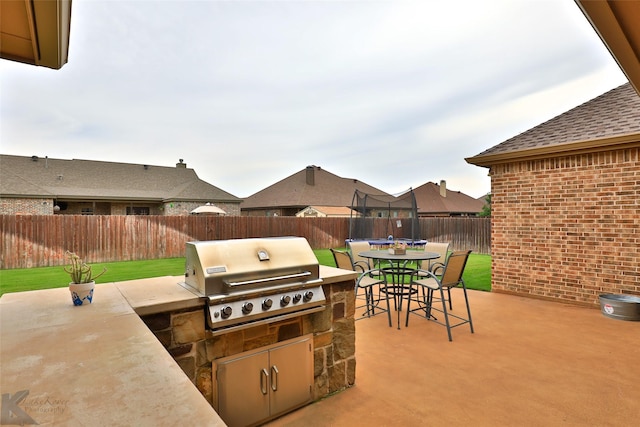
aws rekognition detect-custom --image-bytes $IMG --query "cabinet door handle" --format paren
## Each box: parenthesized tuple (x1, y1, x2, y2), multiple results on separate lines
(260, 368, 269, 395)
(271, 365, 279, 392)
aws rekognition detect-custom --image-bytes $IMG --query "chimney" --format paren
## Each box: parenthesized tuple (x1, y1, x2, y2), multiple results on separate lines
(306, 166, 315, 186)
(176, 159, 186, 168)
(439, 180, 447, 197)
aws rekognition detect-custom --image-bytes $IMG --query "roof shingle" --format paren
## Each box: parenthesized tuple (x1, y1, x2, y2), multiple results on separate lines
(412, 181, 485, 215)
(467, 83, 640, 164)
(0, 155, 241, 202)
(241, 166, 391, 210)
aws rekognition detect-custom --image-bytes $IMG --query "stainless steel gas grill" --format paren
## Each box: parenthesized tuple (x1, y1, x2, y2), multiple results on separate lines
(181, 237, 326, 335)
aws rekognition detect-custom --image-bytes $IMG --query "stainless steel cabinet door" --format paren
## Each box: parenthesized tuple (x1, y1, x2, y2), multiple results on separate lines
(268, 337, 313, 418)
(217, 350, 270, 427)
(215, 334, 314, 427)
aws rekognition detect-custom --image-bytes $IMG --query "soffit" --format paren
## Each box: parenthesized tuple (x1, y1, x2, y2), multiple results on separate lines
(0, 0, 72, 69)
(576, 0, 640, 95)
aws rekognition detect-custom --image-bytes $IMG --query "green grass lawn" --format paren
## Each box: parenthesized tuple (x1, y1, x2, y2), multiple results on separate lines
(0, 250, 490, 296)
(0, 258, 186, 296)
(460, 253, 491, 291)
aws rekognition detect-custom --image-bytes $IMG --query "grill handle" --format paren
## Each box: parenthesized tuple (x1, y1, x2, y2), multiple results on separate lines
(226, 271, 312, 287)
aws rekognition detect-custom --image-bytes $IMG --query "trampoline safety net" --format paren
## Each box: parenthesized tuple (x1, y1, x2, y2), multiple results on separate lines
(348, 189, 420, 242)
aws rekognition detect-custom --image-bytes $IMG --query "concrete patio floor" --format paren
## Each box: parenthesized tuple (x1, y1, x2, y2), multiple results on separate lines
(267, 289, 639, 426)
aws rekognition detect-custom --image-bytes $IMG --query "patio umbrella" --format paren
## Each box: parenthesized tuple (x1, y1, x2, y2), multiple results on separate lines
(190, 204, 227, 215)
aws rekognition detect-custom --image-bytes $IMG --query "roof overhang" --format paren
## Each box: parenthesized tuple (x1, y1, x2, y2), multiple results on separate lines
(0, 0, 72, 69)
(466, 132, 640, 167)
(575, 0, 640, 95)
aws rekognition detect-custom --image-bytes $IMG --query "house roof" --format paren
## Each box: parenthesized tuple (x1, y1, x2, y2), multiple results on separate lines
(0, 155, 241, 203)
(466, 83, 640, 167)
(412, 181, 485, 215)
(241, 165, 392, 210)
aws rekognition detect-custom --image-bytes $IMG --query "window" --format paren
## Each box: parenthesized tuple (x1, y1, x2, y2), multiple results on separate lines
(126, 207, 150, 215)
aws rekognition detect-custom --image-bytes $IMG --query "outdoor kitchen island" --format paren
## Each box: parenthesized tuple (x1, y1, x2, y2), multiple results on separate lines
(0, 265, 357, 426)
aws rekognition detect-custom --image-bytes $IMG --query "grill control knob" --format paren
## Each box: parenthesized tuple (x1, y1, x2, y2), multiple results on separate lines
(242, 302, 254, 314)
(220, 306, 233, 319)
(293, 294, 302, 304)
(280, 295, 291, 306)
(262, 298, 273, 310)
(303, 291, 314, 302)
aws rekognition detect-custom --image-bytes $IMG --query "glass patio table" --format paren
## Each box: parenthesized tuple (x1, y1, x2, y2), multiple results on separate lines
(359, 250, 439, 329)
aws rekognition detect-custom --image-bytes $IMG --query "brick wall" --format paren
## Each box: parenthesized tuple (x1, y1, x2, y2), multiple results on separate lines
(0, 198, 53, 215)
(490, 147, 640, 306)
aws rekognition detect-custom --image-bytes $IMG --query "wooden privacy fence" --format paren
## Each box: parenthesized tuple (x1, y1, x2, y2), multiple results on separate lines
(0, 215, 490, 269)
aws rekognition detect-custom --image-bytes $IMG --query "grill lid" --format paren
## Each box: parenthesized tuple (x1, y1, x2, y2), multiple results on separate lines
(183, 237, 321, 297)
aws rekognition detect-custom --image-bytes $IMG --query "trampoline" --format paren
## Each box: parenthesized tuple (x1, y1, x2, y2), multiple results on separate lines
(348, 189, 421, 244)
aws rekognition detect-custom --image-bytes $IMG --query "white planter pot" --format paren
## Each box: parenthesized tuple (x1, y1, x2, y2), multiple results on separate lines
(69, 281, 95, 306)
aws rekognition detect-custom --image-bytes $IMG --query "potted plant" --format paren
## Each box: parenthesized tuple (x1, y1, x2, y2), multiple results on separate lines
(388, 241, 407, 255)
(64, 251, 107, 306)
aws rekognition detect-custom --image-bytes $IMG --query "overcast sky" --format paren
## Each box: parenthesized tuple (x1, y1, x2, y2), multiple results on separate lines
(0, 0, 628, 199)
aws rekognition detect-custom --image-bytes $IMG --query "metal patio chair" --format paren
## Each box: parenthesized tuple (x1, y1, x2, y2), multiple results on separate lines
(347, 240, 374, 271)
(405, 250, 474, 341)
(331, 249, 391, 326)
(415, 242, 453, 308)
(420, 242, 450, 274)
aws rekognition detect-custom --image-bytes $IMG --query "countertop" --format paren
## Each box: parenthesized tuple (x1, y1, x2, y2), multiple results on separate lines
(0, 266, 355, 426)
(0, 281, 222, 426)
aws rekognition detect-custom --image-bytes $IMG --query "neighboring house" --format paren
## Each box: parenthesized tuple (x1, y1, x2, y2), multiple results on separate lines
(241, 165, 396, 217)
(295, 206, 360, 218)
(0, 155, 242, 215)
(466, 82, 640, 305)
(412, 180, 485, 217)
